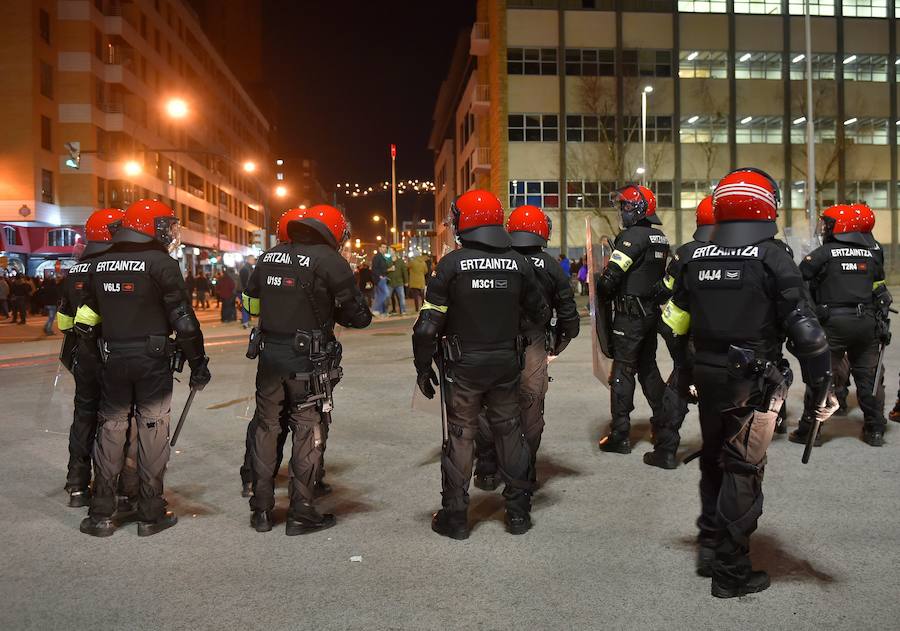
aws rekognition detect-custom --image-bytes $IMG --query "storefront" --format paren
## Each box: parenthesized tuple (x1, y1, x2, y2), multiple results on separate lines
(0, 223, 83, 277)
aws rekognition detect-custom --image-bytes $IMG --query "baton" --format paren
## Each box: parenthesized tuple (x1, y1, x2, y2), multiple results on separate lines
(436, 356, 449, 446)
(683, 449, 701, 465)
(802, 381, 831, 465)
(170, 387, 197, 447)
(873, 343, 885, 397)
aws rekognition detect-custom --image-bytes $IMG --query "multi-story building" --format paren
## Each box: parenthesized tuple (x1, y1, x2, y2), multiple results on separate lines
(430, 0, 900, 268)
(273, 156, 329, 210)
(0, 0, 270, 276)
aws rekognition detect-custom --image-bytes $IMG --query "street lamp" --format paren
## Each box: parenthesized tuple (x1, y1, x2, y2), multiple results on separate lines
(275, 185, 288, 199)
(123, 160, 142, 176)
(243, 161, 257, 173)
(372, 214, 389, 240)
(640, 86, 653, 186)
(165, 98, 189, 119)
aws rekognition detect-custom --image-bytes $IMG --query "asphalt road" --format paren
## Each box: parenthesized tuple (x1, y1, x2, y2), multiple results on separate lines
(2, 315, 899, 630)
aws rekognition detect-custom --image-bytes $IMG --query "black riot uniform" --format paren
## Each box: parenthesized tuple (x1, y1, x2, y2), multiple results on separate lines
(241, 226, 371, 534)
(57, 251, 139, 508)
(474, 248, 580, 489)
(596, 220, 669, 453)
(662, 169, 834, 598)
(413, 226, 550, 539)
(795, 241, 888, 446)
(75, 227, 209, 537)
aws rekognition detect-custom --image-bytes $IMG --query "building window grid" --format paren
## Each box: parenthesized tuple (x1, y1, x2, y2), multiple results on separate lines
(508, 47, 558, 76)
(681, 181, 718, 209)
(47, 229, 79, 248)
(622, 49, 673, 78)
(792, 181, 838, 209)
(509, 180, 561, 209)
(736, 116, 783, 144)
(790, 118, 836, 144)
(842, 0, 888, 17)
(787, 0, 834, 14)
(842, 54, 888, 82)
(566, 115, 614, 142)
(679, 51, 728, 79)
(788, 54, 836, 80)
(733, 0, 781, 12)
(623, 116, 673, 142)
(508, 114, 559, 142)
(846, 181, 889, 208)
(735, 52, 782, 80)
(844, 117, 889, 145)
(678, 1, 727, 11)
(680, 116, 729, 143)
(565, 48, 615, 76)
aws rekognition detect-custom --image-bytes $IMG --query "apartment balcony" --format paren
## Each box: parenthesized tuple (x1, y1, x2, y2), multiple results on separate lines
(98, 100, 124, 114)
(104, 45, 135, 67)
(472, 85, 490, 114)
(470, 22, 489, 56)
(471, 147, 491, 173)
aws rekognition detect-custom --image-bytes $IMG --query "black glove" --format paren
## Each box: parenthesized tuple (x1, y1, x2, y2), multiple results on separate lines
(552, 330, 571, 356)
(189, 355, 211, 391)
(417, 368, 439, 399)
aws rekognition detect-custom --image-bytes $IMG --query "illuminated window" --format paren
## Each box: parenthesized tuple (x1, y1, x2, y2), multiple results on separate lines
(565, 48, 615, 76)
(790, 118, 836, 143)
(842, 54, 888, 82)
(276, 172, 285, 180)
(680, 116, 729, 143)
(623, 116, 673, 142)
(509, 180, 560, 208)
(508, 114, 559, 141)
(787, 0, 834, 14)
(736, 116, 782, 143)
(788, 53, 836, 80)
(3, 226, 18, 246)
(679, 51, 728, 79)
(508, 48, 558, 75)
(678, 1, 727, 11)
(566, 181, 604, 208)
(792, 181, 837, 209)
(566, 115, 614, 142)
(680, 181, 718, 209)
(844, 117, 889, 145)
(622, 49, 673, 77)
(41, 170, 54, 203)
(842, 0, 887, 17)
(733, 0, 781, 13)
(735, 52, 782, 79)
(47, 229, 79, 247)
(846, 181, 889, 208)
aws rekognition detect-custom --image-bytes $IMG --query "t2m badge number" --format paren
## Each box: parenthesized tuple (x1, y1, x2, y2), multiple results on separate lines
(471, 278, 508, 289)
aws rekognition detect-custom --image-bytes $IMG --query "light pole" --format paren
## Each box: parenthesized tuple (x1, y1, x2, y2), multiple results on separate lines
(390, 145, 397, 244)
(804, 0, 817, 246)
(640, 86, 653, 187)
(373, 214, 389, 242)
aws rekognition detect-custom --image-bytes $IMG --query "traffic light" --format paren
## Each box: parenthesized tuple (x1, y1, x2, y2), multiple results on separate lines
(64, 142, 81, 170)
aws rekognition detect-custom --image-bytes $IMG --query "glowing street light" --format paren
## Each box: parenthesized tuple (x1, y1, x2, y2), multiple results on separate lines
(123, 160, 142, 176)
(243, 161, 257, 173)
(372, 215, 381, 222)
(165, 98, 189, 119)
(275, 185, 288, 198)
(376, 235, 382, 242)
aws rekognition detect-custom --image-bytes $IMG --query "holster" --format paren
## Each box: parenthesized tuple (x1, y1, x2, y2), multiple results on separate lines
(615, 295, 649, 318)
(726, 345, 790, 413)
(440, 335, 462, 363)
(245, 326, 263, 359)
(59, 332, 77, 374)
(515, 334, 526, 370)
(815, 304, 830, 324)
(293, 330, 313, 355)
(170, 346, 186, 373)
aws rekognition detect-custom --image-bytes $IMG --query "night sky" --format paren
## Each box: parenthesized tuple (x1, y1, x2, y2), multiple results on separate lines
(262, 1, 475, 240)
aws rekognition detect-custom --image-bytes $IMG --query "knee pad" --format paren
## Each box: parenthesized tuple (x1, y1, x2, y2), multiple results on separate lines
(490, 416, 522, 439)
(447, 422, 477, 440)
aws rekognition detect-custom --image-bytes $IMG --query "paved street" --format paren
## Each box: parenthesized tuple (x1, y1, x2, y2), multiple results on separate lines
(2, 312, 899, 630)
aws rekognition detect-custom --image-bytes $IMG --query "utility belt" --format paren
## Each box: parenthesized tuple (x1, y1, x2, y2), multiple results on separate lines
(246, 327, 341, 365)
(614, 294, 654, 318)
(439, 334, 525, 369)
(815, 303, 874, 322)
(98, 335, 185, 373)
(726, 345, 793, 413)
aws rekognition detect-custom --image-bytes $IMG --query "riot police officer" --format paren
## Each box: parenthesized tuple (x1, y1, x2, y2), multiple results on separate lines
(596, 185, 669, 454)
(412, 190, 550, 539)
(473, 205, 580, 490)
(56, 209, 124, 506)
(76, 200, 211, 537)
(662, 168, 834, 598)
(792, 204, 889, 447)
(241, 205, 371, 534)
(643, 196, 715, 469)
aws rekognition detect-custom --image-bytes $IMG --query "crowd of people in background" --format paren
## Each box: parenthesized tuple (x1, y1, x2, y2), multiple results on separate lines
(184, 255, 257, 325)
(363, 244, 433, 317)
(0, 273, 64, 334)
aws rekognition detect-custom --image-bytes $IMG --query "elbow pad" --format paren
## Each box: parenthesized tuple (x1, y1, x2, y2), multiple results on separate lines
(335, 296, 373, 329)
(874, 282, 892, 316)
(170, 303, 205, 361)
(784, 308, 830, 385)
(412, 308, 445, 373)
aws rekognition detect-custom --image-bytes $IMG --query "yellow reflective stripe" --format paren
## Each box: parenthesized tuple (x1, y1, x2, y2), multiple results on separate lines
(873, 280, 886, 290)
(242, 293, 260, 316)
(662, 300, 690, 336)
(663, 275, 675, 291)
(74, 305, 101, 327)
(609, 250, 633, 272)
(421, 301, 448, 313)
(56, 311, 75, 331)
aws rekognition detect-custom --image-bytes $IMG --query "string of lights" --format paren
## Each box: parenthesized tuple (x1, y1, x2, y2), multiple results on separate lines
(334, 179, 435, 197)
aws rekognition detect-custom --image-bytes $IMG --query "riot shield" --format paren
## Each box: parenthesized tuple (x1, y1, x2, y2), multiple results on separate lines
(33, 358, 76, 435)
(586, 219, 614, 387)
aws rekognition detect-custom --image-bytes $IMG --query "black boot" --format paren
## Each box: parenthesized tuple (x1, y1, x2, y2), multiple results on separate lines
(80, 515, 116, 537)
(431, 509, 469, 540)
(643, 450, 677, 470)
(137, 511, 178, 537)
(789, 421, 822, 447)
(599, 432, 631, 454)
(863, 427, 885, 447)
(697, 546, 715, 578)
(241, 481, 254, 498)
(113, 496, 138, 525)
(889, 400, 900, 423)
(473, 472, 501, 491)
(67, 488, 91, 508)
(505, 511, 532, 535)
(711, 570, 771, 599)
(251, 510, 273, 532)
(286, 503, 336, 536)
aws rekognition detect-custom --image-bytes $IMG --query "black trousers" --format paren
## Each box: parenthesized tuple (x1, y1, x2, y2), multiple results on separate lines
(240, 407, 329, 485)
(475, 332, 548, 480)
(66, 342, 102, 491)
(249, 342, 323, 517)
(694, 360, 777, 585)
(90, 349, 172, 521)
(802, 314, 885, 432)
(442, 351, 532, 515)
(609, 311, 665, 435)
(654, 322, 691, 454)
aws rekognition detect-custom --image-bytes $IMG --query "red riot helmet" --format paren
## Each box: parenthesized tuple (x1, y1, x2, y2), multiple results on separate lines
(610, 184, 661, 228)
(819, 204, 875, 247)
(506, 205, 551, 248)
(449, 189, 510, 248)
(290, 204, 350, 249)
(710, 168, 780, 247)
(85, 208, 125, 242)
(122, 199, 181, 252)
(693, 196, 715, 242)
(850, 202, 876, 235)
(277, 207, 307, 243)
